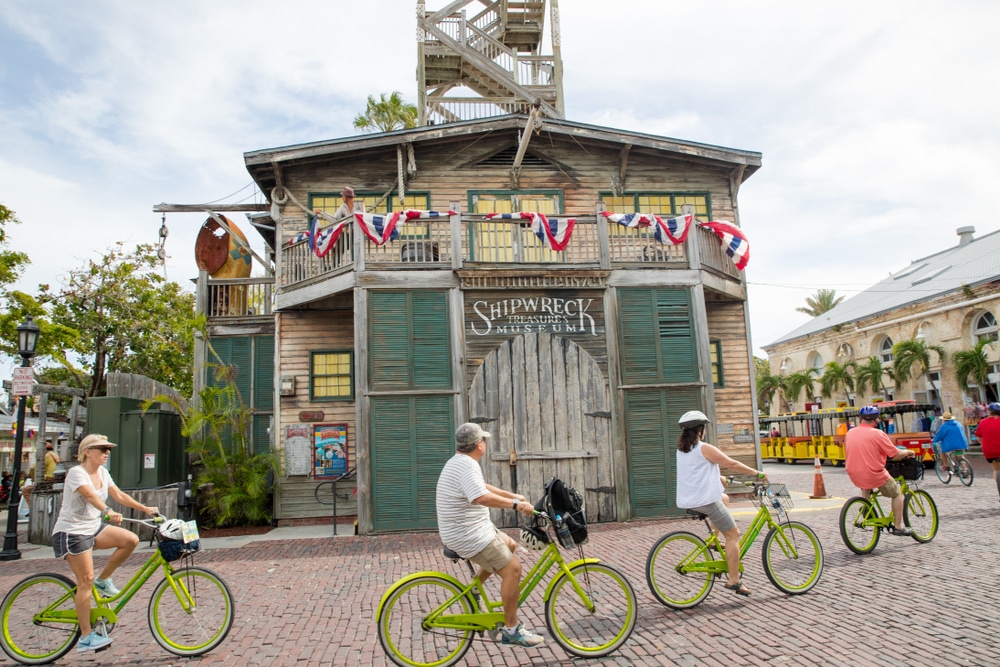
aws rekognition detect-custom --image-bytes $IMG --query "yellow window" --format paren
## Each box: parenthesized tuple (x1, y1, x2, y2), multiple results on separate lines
(311, 351, 354, 401)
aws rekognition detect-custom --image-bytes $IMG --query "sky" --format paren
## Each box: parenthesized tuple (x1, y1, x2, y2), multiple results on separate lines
(2, 0, 1000, 367)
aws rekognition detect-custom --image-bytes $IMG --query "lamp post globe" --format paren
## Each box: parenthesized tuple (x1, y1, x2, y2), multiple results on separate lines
(1, 315, 41, 561)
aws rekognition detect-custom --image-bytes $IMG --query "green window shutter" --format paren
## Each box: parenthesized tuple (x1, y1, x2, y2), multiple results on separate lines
(626, 386, 701, 518)
(229, 337, 252, 404)
(617, 289, 661, 384)
(371, 395, 454, 531)
(656, 289, 697, 382)
(412, 292, 451, 388)
(370, 292, 414, 388)
(370, 291, 451, 390)
(208, 338, 232, 387)
(252, 414, 271, 456)
(254, 335, 274, 410)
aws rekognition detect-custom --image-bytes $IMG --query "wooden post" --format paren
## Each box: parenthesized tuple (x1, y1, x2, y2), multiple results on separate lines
(595, 201, 610, 270)
(34, 392, 48, 483)
(354, 287, 372, 535)
(450, 203, 463, 270)
(193, 269, 209, 410)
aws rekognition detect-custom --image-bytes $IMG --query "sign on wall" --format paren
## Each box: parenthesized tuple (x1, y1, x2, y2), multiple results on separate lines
(313, 423, 348, 479)
(284, 424, 313, 476)
(468, 295, 601, 336)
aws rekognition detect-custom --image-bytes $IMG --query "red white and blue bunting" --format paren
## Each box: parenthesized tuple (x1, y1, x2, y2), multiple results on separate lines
(484, 212, 576, 251)
(700, 220, 750, 270)
(289, 209, 457, 255)
(601, 211, 749, 270)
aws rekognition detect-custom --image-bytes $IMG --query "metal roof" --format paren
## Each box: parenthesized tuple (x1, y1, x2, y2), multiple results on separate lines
(766, 227, 1000, 347)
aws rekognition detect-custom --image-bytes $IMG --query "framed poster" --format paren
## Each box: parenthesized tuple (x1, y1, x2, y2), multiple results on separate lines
(313, 423, 348, 479)
(284, 425, 313, 476)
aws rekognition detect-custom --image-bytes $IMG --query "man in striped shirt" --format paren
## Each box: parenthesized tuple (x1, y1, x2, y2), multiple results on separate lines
(436, 423, 544, 648)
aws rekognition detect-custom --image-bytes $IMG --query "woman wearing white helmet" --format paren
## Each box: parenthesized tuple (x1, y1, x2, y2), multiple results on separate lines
(675, 410, 767, 597)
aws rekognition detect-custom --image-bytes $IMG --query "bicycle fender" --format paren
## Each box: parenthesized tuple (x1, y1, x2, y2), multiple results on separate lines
(376, 571, 466, 623)
(542, 558, 601, 602)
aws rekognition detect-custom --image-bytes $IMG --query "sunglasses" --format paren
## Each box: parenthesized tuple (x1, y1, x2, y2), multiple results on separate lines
(92, 446, 113, 454)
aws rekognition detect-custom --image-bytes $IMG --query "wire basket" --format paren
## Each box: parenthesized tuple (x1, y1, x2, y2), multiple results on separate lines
(749, 483, 794, 511)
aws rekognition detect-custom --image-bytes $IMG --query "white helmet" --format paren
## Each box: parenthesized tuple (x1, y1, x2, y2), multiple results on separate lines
(159, 519, 185, 541)
(678, 410, 710, 429)
(520, 526, 549, 551)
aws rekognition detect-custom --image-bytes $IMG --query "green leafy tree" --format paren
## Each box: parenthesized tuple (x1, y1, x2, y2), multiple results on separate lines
(150, 362, 278, 528)
(353, 91, 418, 133)
(854, 356, 894, 400)
(953, 338, 998, 402)
(755, 358, 789, 414)
(820, 361, 856, 404)
(891, 339, 946, 392)
(785, 368, 820, 409)
(41, 242, 200, 397)
(0, 204, 39, 358)
(796, 289, 845, 317)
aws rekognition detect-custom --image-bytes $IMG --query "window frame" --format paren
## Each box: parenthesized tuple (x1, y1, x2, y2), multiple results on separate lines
(599, 192, 712, 237)
(878, 336, 894, 364)
(973, 311, 998, 343)
(310, 350, 355, 402)
(309, 191, 433, 239)
(710, 339, 724, 388)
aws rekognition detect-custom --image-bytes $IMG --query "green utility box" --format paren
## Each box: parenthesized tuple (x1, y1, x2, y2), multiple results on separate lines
(87, 397, 186, 488)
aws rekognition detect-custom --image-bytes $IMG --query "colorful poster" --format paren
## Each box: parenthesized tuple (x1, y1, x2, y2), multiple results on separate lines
(313, 423, 348, 479)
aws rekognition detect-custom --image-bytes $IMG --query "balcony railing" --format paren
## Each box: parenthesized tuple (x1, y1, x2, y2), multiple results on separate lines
(278, 213, 746, 290)
(206, 278, 273, 318)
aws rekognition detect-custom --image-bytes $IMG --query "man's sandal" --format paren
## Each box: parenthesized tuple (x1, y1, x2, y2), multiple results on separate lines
(724, 581, 751, 596)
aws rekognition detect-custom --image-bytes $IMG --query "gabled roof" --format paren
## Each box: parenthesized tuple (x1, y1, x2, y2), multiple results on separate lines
(766, 227, 1000, 347)
(244, 114, 761, 191)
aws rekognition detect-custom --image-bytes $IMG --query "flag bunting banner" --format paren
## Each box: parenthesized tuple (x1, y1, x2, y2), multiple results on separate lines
(485, 212, 576, 251)
(402, 209, 457, 219)
(700, 220, 750, 270)
(601, 211, 693, 244)
(355, 212, 402, 246)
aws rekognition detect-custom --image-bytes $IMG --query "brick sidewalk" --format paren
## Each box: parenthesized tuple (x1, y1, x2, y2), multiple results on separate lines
(2, 457, 998, 666)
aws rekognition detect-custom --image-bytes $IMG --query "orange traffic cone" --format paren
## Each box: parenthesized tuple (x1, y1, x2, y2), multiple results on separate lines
(809, 456, 829, 499)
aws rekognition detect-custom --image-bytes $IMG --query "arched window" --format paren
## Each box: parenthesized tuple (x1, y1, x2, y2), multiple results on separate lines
(878, 336, 894, 364)
(973, 311, 998, 343)
(808, 352, 824, 371)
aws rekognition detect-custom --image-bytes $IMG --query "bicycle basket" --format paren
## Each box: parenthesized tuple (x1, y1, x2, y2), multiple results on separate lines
(886, 458, 922, 481)
(155, 520, 201, 562)
(749, 483, 794, 511)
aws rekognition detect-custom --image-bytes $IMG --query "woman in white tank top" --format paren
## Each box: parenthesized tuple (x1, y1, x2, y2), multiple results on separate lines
(675, 410, 767, 597)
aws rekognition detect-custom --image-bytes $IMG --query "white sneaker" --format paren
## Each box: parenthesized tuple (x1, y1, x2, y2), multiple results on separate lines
(94, 578, 120, 597)
(501, 623, 545, 647)
(77, 630, 113, 652)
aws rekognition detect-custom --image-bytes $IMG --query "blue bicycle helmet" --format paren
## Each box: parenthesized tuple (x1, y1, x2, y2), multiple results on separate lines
(858, 405, 880, 418)
(989, 402, 1000, 413)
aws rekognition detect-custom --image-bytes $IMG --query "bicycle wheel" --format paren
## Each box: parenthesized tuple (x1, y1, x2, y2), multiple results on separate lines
(761, 521, 824, 594)
(377, 575, 474, 667)
(934, 456, 952, 483)
(955, 456, 974, 486)
(645, 531, 715, 609)
(839, 496, 880, 554)
(545, 562, 637, 658)
(147, 566, 234, 656)
(0, 573, 80, 665)
(904, 490, 939, 543)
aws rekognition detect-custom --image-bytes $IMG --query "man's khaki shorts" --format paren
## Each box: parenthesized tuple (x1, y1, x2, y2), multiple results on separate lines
(876, 478, 901, 499)
(469, 528, 513, 573)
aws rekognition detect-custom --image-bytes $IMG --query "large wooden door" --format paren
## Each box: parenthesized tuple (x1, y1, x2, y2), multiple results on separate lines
(468, 332, 614, 527)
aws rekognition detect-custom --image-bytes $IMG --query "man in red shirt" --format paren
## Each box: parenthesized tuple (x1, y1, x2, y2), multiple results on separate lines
(845, 405, 917, 536)
(975, 402, 1000, 503)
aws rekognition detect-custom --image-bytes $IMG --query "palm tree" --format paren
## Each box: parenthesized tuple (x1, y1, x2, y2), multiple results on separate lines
(757, 370, 790, 415)
(891, 339, 946, 393)
(353, 92, 418, 133)
(796, 289, 845, 317)
(953, 338, 998, 402)
(785, 368, 820, 409)
(854, 356, 894, 400)
(820, 361, 856, 405)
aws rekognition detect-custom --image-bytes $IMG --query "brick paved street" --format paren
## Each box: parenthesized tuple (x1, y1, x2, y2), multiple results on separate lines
(2, 455, 998, 667)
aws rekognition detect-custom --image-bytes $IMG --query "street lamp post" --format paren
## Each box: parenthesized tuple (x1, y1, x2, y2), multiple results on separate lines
(1, 316, 41, 561)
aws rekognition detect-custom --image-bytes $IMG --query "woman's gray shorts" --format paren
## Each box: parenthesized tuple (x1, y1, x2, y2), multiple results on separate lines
(688, 500, 736, 533)
(52, 524, 108, 559)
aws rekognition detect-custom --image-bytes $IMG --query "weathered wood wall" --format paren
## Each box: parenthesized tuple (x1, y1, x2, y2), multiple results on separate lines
(706, 301, 757, 466)
(275, 307, 357, 520)
(27, 488, 179, 546)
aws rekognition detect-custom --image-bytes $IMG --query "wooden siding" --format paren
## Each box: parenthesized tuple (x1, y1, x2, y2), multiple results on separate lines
(275, 308, 357, 520)
(706, 301, 757, 467)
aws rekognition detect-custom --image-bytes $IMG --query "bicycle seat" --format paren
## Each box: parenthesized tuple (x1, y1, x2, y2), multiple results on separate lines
(443, 547, 463, 561)
(685, 509, 708, 520)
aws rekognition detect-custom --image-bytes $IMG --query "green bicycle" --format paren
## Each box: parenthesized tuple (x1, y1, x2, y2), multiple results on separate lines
(376, 511, 637, 667)
(839, 474, 939, 554)
(0, 516, 234, 665)
(645, 481, 824, 609)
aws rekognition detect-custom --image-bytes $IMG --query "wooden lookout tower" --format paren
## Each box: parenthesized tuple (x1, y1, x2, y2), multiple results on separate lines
(418, 0, 565, 124)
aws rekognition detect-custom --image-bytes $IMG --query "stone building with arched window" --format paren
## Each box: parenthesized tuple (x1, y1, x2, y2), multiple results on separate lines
(764, 226, 1000, 428)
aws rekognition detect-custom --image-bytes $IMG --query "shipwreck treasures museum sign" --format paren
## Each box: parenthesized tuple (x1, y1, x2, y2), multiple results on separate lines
(465, 292, 604, 337)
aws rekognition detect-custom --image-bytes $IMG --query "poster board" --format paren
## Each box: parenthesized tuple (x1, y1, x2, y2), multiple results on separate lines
(284, 424, 313, 476)
(313, 423, 348, 479)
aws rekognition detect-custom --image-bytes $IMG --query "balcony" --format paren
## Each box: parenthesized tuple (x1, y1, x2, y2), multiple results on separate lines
(276, 213, 744, 305)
